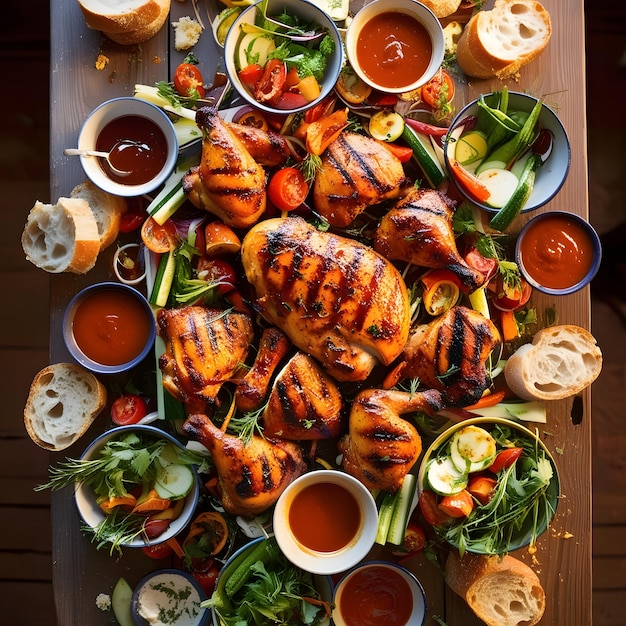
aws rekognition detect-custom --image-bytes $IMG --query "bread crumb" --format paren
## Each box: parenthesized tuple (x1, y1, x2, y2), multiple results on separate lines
(95, 593, 111, 611)
(563, 531, 574, 539)
(95, 54, 109, 70)
(172, 16, 203, 51)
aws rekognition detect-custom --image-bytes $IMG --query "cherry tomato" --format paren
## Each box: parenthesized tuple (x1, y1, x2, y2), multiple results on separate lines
(383, 142, 413, 163)
(420, 68, 455, 110)
(141, 542, 174, 560)
(418, 489, 452, 527)
(237, 63, 264, 87)
(391, 522, 426, 557)
(143, 518, 171, 540)
(192, 565, 220, 595)
(492, 275, 532, 311)
(267, 167, 309, 212)
(119, 200, 146, 233)
(111, 394, 148, 426)
(196, 257, 237, 294)
(489, 447, 524, 474)
(253, 59, 287, 103)
(141, 217, 180, 253)
(174, 63, 206, 99)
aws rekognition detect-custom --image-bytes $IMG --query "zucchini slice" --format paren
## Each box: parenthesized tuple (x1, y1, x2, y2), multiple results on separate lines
(450, 425, 497, 473)
(426, 456, 468, 496)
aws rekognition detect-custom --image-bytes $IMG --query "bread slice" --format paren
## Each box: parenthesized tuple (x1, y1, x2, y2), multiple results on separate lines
(24, 363, 107, 451)
(504, 325, 603, 401)
(21, 197, 101, 274)
(77, 0, 170, 35)
(446, 551, 546, 626)
(456, 0, 552, 79)
(70, 180, 126, 251)
(418, 0, 462, 19)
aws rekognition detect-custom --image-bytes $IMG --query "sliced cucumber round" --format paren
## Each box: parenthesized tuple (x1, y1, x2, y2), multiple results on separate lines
(450, 425, 497, 473)
(426, 456, 468, 496)
(154, 463, 194, 499)
(157, 443, 183, 467)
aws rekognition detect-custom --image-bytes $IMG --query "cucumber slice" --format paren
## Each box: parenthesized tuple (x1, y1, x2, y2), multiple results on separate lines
(450, 425, 497, 473)
(154, 463, 195, 499)
(456, 130, 488, 165)
(111, 578, 134, 626)
(426, 456, 468, 496)
(476, 167, 519, 208)
(475, 159, 507, 175)
(157, 443, 183, 467)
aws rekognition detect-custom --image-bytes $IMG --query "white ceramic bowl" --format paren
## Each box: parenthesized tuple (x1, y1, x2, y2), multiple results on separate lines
(444, 91, 571, 214)
(75, 425, 200, 549)
(345, 0, 445, 93)
(333, 561, 427, 626)
(223, 0, 344, 114)
(75, 96, 178, 197)
(272, 469, 378, 575)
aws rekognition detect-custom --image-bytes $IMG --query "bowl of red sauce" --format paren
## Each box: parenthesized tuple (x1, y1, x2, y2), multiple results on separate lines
(76, 97, 178, 197)
(332, 561, 427, 626)
(272, 469, 378, 575)
(344, 0, 445, 93)
(516, 211, 602, 295)
(63, 282, 156, 374)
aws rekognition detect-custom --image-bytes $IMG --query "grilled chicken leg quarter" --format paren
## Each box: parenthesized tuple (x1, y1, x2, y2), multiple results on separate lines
(241, 217, 411, 382)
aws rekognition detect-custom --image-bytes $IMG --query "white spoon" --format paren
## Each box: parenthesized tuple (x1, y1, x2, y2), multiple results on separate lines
(64, 148, 131, 177)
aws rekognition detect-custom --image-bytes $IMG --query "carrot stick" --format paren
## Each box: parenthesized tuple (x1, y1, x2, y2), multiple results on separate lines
(500, 309, 520, 342)
(464, 389, 506, 410)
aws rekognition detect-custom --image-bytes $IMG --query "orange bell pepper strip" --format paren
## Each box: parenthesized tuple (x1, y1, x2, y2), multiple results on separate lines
(305, 108, 349, 155)
(296, 75, 321, 102)
(463, 389, 507, 411)
(500, 308, 520, 342)
(98, 494, 137, 514)
(449, 158, 492, 204)
(151, 498, 186, 521)
(467, 475, 497, 505)
(132, 489, 171, 514)
(438, 490, 474, 518)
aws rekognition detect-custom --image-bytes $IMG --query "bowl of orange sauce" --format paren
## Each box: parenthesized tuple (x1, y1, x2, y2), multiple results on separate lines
(516, 211, 602, 295)
(75, 97, 178, 197)
(272, 469, 378, 575)
(63, 282, 156, 374)
(332, 561, 427, 626)
(344, 0, 445, 93)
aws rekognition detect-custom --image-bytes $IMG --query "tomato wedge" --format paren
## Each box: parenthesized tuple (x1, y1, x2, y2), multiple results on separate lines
(141, 217, 179, 253)
(421, 68, 455, 110)
(253, 59, 287, 103)
(489, 447, 524, 474)
(267, 167, 309, 212)
(238, 63, 264, 87)
(174, 63, 205, 99)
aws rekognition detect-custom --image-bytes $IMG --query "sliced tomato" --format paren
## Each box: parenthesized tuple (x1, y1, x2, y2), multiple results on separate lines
(419, 489, 453, 527)
(238, 63, 264, 87)
(382, 141, 413, 163)
(192, 565, 220, 595)
(174, 63, 206, 99)
(119, 200, 146, 233)
(464, 247, 499, 283)
(253, 59, 286, 103)
(111, 394, 148, 426)
(195, 257, 237, 294)
(489, 447, 524, 474)
(267, 167, 309, 212)
(492, 275, 532, 311)
(421, 68, 455, 110)
(141, 542, 174, 559)
(141, 217, 180, 253)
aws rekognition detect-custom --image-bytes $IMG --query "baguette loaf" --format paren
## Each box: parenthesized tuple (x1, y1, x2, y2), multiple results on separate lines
(70, 180, 126, 251)
(21, 197, 100, 274)
(504, 325, 602, 401)
(456, 0, 552, 79)
(24, 363, 107, 451)
(418, 0, 462, 19)
(446, 551, 546, 626)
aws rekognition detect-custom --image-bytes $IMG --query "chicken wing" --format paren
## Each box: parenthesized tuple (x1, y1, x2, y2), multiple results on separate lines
(262, 352, 344, 440)
(241, 216, 411, 382)
(182, 413, 307, 517)
(182, 106, 267, 228)
(374, 188, 485, 292)
(313, 131, 410, 227)
(157, 306, 254, 410)
(396, 305, 501, 407)
(339, 388, 442, 492)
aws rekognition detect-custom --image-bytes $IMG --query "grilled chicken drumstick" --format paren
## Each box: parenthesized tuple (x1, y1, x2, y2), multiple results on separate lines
(339, 388, 443, 492)
(241, 216, 411, 382)
(182, 413, 307, 517)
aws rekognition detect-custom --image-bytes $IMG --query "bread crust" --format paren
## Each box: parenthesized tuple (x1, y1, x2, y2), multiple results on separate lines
(504, 324, 602, 401)
(24, 363, 107, 451)
(456, 0, 552, 79)
(446, 551, 546, 626)
(418, 0, 462, 18)
(77, 0, 170, 35)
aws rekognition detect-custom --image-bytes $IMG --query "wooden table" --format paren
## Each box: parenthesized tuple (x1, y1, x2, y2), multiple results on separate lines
(48, 1, 591, 624)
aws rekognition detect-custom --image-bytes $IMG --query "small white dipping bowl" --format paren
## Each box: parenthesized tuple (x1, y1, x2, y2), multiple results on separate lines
(75, 425, 199, 549)
(333, 561, 427, 626)
(273, 469, 378, 575)
(75, 96, 178, 197)
(345, 0, 445, 93)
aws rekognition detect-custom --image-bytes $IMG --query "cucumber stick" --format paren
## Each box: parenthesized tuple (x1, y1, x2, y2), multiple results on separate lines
(375, 490, 396, 545)
(149, 250, 176, 307)
(387, 473, 417, 545)
(402, 125, 445, 187)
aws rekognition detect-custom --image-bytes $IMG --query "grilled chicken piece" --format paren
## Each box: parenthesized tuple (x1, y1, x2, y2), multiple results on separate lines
(182, 413, 306, 517)
(263, 352, 344, 440)
(374, 188, 485, 292)
(313, 131, 410, 227)
(234, 327, 291, 413)
(225, 121, 299, 167)
(241, 216, 411, 382)
(157, 306, 254, 410)
(182, 106, 266, 228)
(396, 306, 501, 407)
(339, 388, 442, 492)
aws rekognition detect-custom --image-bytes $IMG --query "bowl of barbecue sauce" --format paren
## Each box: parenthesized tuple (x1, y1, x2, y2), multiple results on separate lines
(345, 0, 445, 93)
(76, 97, 177, 197)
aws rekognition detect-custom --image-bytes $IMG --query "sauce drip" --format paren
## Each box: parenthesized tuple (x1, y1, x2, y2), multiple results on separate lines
(72, 289, 152, 366)
(96, 115, 167, 185)
(519, 215, 594, 289)
(288, 481, 361, 552)
(356, 12, 432, 90)
(339, 565, 414, 626)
